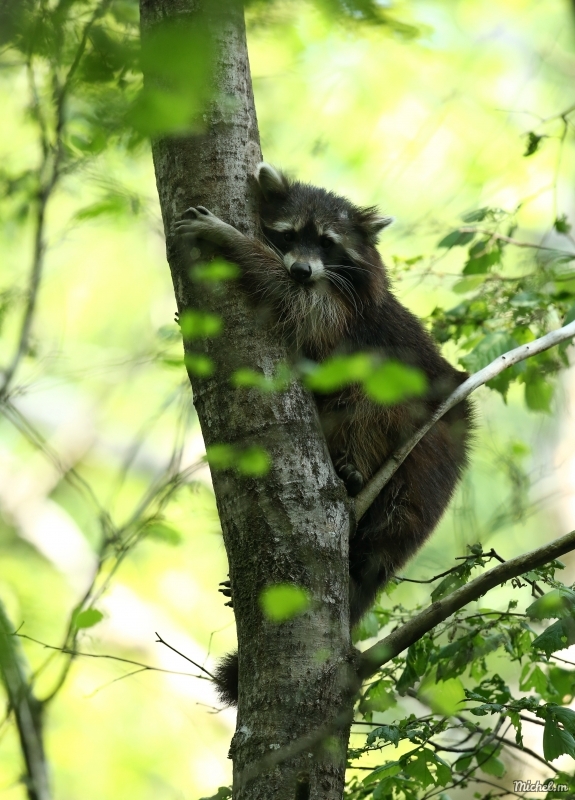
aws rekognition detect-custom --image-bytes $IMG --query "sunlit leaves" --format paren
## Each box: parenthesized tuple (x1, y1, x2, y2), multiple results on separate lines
(305, 354, 426, 405)
(133, 21, 213, 136)
(72, 608, 104, 630)
(183, 352, 214, 376)
(231, 363, 291, 393)
(260, 584, 310, 622)
(191, 259, 240, 283)
(364, 362, 426, 404)
(179, 310, 222, 340)
(204, 444, 271, 476)
(304, 352, 372, 391)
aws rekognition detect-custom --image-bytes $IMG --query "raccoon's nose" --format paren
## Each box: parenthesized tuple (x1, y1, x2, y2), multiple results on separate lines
(290, 262, 312, 283)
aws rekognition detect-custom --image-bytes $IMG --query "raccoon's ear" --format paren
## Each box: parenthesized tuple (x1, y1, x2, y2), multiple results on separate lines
(254, 162, 289, 200)
(357, 208, 394, 241)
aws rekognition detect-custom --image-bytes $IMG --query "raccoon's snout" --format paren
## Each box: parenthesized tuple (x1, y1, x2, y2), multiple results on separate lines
(290, 262, 312, 284)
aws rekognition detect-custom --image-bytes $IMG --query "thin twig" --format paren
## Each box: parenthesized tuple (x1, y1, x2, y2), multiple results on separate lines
(155, 632, 214, 679)
(356, 320, 575, 520)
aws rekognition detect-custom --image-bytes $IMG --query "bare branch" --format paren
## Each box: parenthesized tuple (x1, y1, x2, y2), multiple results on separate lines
(355, 320, 575, 521)
(358, 527, 575, 680)
(457, 226, 575, 255)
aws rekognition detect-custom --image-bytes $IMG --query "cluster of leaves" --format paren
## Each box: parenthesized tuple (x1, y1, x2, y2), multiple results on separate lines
(428, 205, 575, 410)
(346, 545, 575, 799)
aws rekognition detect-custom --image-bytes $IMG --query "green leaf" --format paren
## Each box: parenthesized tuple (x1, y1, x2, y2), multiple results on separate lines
(478, 749, 506, 778)
(462, 208, 490, 223)
(236, 447, 270, 476)
(231, 365, 290, 393)
(179, 310, 222, 340)
(437, 230, 476, 248)
(183, 353, 214, 376)
(554, 215, 572, 235)
(304, 353, 372, 392)
(563, 304, 575, 326)
(191, 259, 240, 282)
(430, 571, 469, 602)
(361, 681, 397, 712)
(74, 196, 128, 221)
(145, 522, 182, 546)
(204, 444, 235, 470)
(260, 584, 310, 622)
(404, 751, 435, 788)
(532, 618, 575, 656)
(520, 665, 549, 695)
(543, 719, 575, 761)
(363, 761, 401, 784)
(524, 131, 545, 157)
(367, 725, 401, 747)
(524, 373, 553, 413)
(73, 608, 104, 630)
(460, 333, 518, 374)
(462, 241, 501, 275)
(550, 706, 575, 735)
(453, 755, 472, 772)
(452, 275, 486, 294)
(526, 589, 575, 621)
(419, 676, 465, 716)
(364, 361, 426, 405)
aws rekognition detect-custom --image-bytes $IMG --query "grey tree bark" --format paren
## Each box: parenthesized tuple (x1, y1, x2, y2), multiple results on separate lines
(139, 1, 355, 797)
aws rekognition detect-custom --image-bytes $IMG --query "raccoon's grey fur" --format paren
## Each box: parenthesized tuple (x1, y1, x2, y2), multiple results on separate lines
(176, 163, 473, 706)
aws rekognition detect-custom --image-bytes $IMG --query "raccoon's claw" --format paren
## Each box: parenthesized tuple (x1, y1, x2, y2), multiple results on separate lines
(219, 579, 233, 608)
(181, 205, 213, 220)
(338, 463, 364, 497)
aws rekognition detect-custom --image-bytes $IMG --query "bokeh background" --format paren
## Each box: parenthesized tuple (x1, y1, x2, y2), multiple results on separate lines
(0, 0, 574, 796)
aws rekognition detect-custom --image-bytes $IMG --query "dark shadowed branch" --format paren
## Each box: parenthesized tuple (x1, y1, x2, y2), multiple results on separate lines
(0, 602, 50, 800)
(355, 319, 575, 520)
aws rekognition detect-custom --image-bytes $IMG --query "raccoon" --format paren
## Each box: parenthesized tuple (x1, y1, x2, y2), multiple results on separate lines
(176, 164, 473, 706)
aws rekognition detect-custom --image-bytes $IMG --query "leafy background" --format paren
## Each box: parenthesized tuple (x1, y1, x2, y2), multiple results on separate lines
(0, 0, 574, 797)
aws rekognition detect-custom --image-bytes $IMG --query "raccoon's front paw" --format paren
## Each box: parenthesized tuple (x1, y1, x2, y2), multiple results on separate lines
(175, 206, 240, 247)
(337, 463, 364, 497)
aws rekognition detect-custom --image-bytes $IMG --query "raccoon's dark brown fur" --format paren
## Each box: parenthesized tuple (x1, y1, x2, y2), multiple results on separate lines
(176, 164, 473, 707)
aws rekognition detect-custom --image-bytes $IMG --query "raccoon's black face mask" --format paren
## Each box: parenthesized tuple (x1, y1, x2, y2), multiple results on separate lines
(254, 162, 393, 295)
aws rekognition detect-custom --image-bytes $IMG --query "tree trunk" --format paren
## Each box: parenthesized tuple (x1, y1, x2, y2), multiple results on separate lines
(139, 1, 354, 797)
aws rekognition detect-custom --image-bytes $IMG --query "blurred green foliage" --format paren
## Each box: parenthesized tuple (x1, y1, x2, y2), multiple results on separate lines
(0, 0, 574, 798)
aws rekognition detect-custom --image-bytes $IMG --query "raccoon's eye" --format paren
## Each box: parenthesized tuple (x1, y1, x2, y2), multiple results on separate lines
(319, 235, 332, 249)
(283, 230, 296, 243)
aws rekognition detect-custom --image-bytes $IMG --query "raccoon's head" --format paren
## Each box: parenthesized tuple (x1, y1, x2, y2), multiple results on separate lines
(253, 163, 392, 306)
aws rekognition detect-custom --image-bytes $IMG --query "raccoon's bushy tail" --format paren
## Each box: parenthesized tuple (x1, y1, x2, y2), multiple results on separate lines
(213, 651, 239, 706)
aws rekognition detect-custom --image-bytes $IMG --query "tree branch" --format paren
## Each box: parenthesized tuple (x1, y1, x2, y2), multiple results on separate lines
(457, 226, 575, 255)
(0, 601, 51, 800)
(358, 527, 575, 680)
(355, 319, 575, 520)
